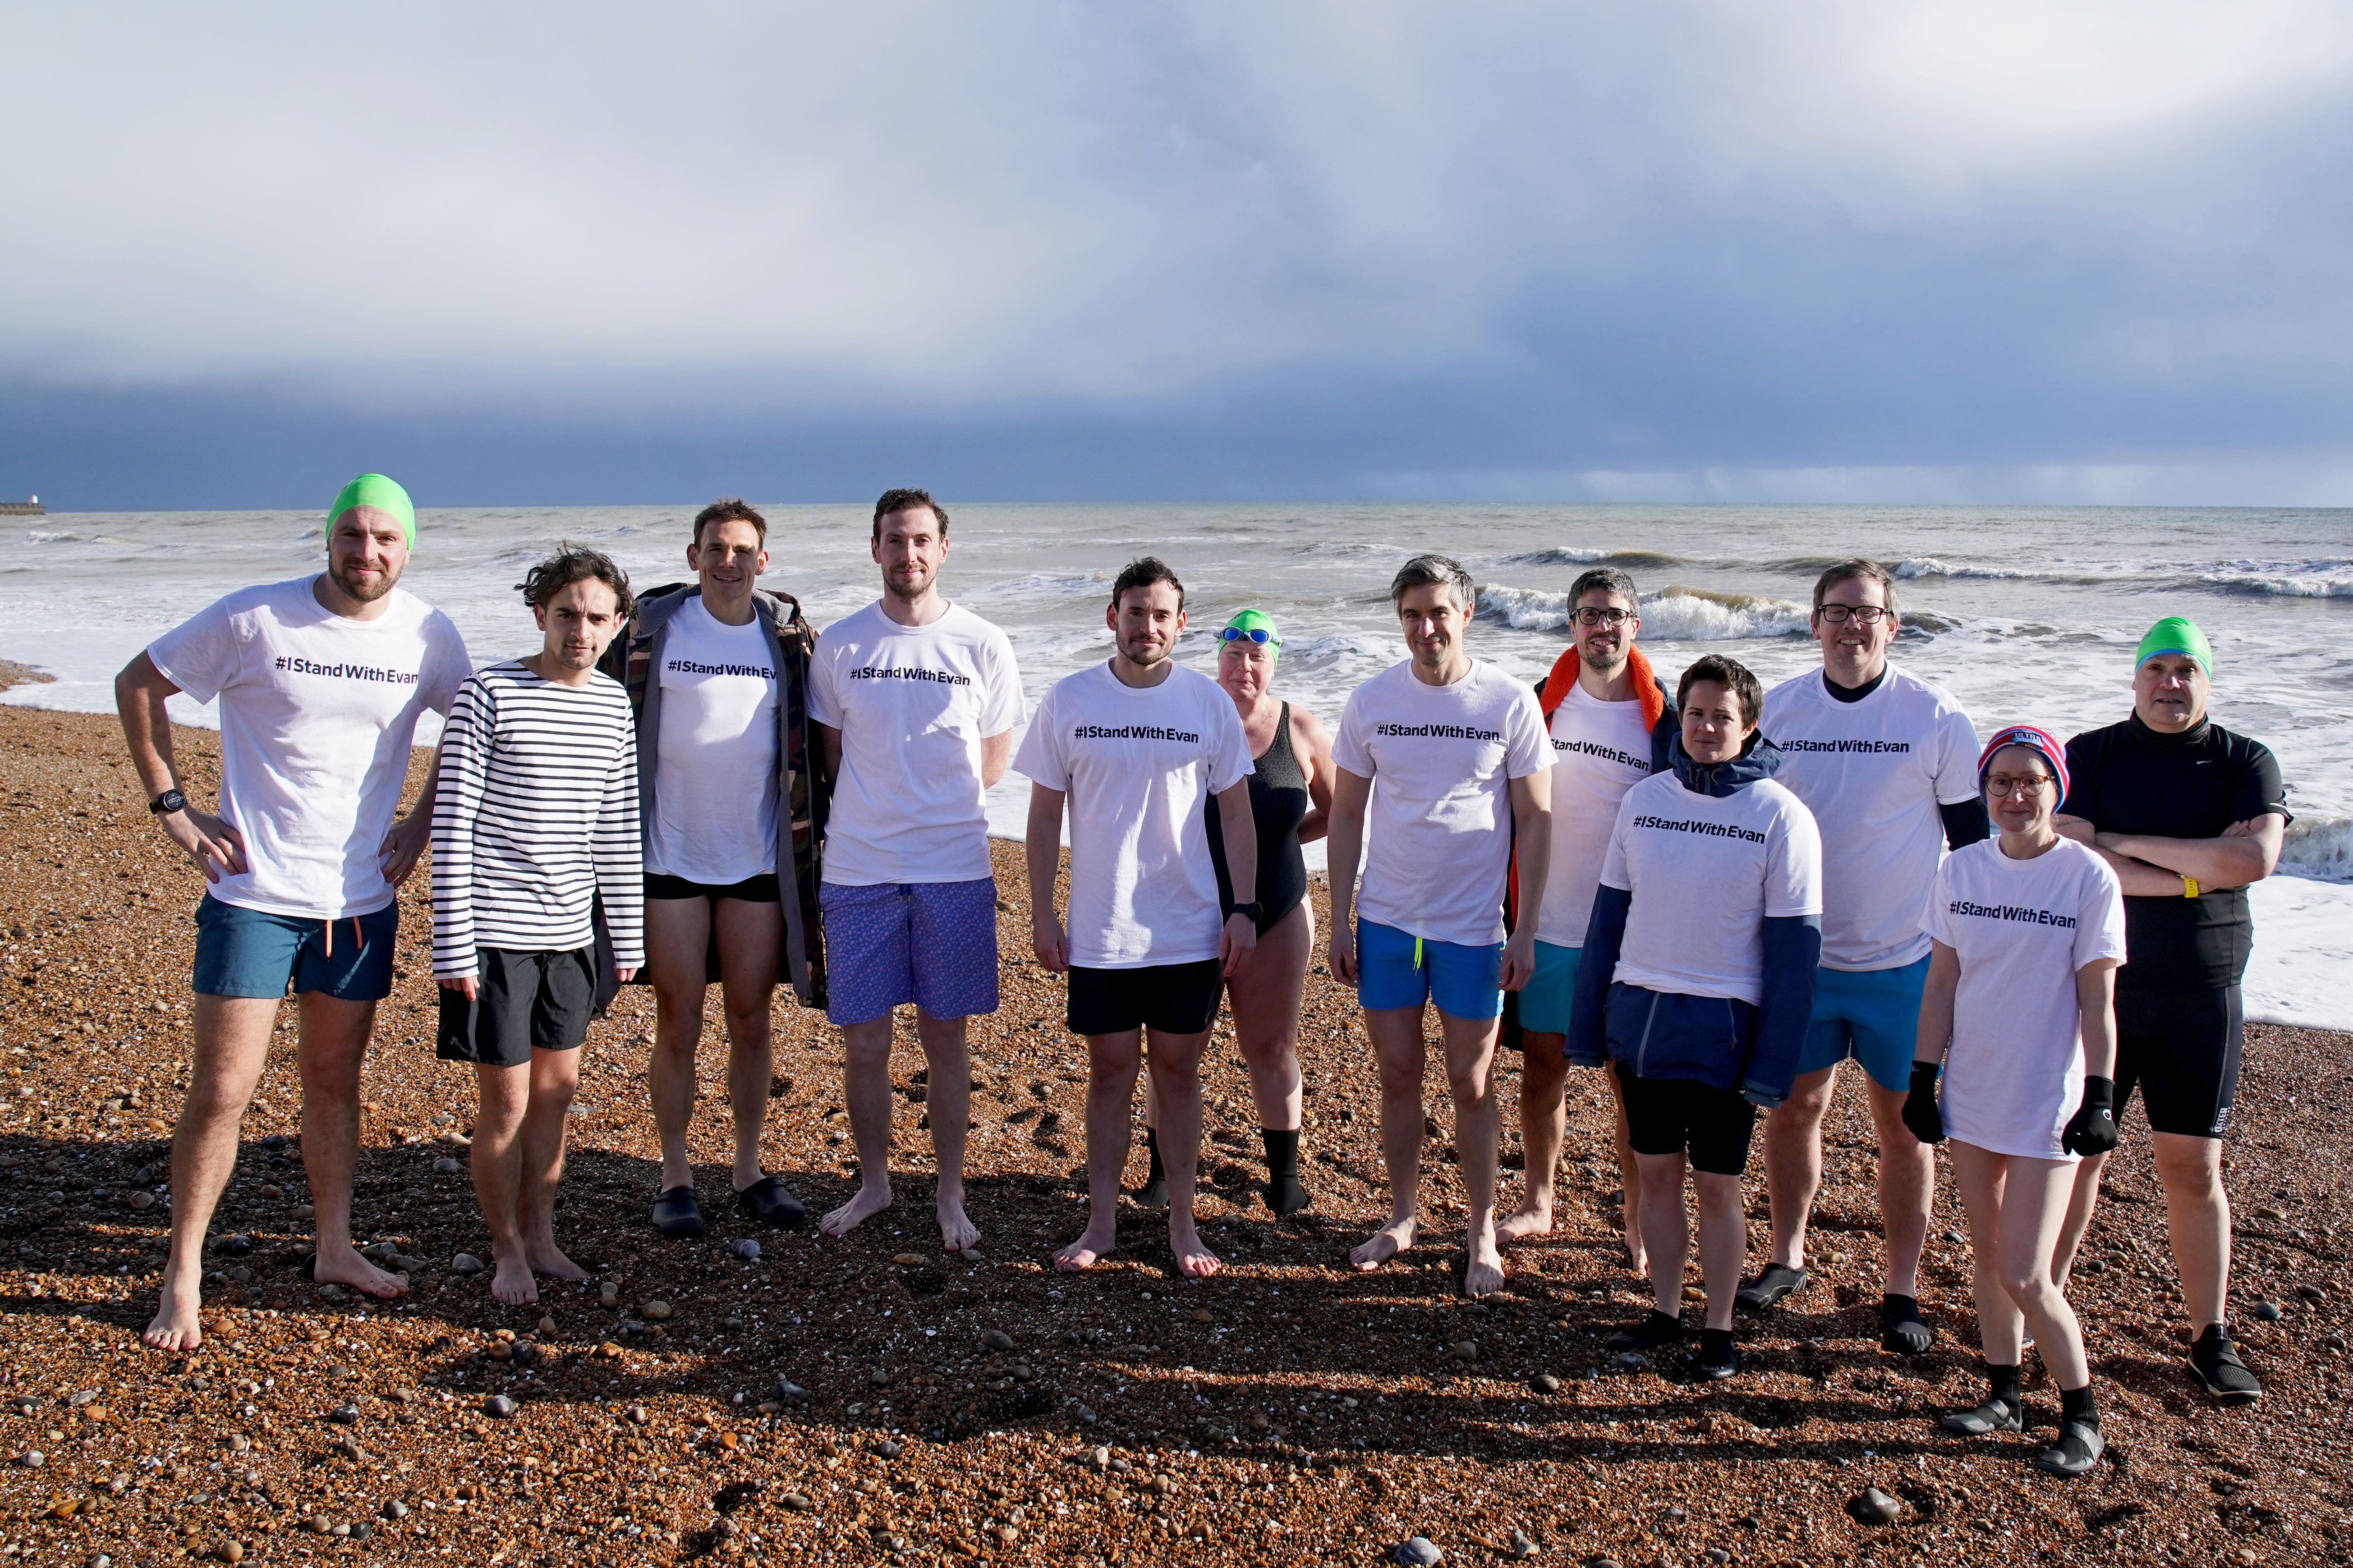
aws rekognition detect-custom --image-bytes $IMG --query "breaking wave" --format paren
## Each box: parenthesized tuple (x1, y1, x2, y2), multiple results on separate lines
(1503, 548, 1688, 569)
(1475, 582, 1811, 640)
(2196, 560, 2353, 599)
(2282, 816, 2353, 882)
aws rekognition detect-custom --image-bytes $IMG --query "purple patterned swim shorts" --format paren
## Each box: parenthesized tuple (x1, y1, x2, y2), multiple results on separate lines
(819, 877, 1000, 1027)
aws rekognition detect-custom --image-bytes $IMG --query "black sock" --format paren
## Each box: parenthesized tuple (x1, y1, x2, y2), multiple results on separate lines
(2195, 1321, 2230, 1347)
(1699, 1327, 1735, 1359)
(1987, 1362, 2022, 1408)
(1260, 1128, 1309, 1215)
(1140, 1128, 1167, 1198)
(2060, 1384, 2100, 1425)
(1635, 1309, 1684, 1343)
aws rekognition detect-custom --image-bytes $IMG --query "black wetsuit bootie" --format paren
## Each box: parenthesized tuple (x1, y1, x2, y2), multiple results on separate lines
(1881, 1293, 1934, 1355)
(1940, 1362, 2024, 1436)
(2036, 1384, 2105, 1476)
(1261, 1127, 1310, 1216)
(1135, 1127, 1169, 1209)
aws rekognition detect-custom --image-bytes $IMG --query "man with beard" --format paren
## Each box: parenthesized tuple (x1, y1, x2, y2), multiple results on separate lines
(809, 489, 1023, 1251)
(116, 474, 471, 1349)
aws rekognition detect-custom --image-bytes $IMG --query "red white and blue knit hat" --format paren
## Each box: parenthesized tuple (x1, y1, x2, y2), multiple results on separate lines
(1976, 724, 2069, 801)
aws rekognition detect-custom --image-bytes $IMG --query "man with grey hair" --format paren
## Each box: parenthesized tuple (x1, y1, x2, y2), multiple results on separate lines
(1327, 553, 1554, 1297)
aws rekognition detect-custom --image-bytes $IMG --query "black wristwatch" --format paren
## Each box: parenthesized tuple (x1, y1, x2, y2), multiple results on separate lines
(148, 789, 188, 816)
(1230, 900, 1264, 925)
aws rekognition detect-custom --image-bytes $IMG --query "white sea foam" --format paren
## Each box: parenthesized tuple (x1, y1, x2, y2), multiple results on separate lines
(2196, 559, 2353, 598)
(2282, 815, 2353, 882)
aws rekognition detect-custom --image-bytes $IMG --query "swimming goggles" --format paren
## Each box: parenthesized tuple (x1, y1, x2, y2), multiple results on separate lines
(1219, 627, 1280, 646)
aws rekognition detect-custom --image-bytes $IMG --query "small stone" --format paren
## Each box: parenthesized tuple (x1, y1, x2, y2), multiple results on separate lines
(1507, 1530, 1539, 1559)
(772, 1377, 809, 1403)
(960, 1247, 983, 1263)
(1449, 1339, 1478, 1362)
(994, 1525, 1020, 1547)
(781, 1492, 813, 1512)
(221, 1541, 245, 1563)
(2253, 1300, 2284, 1322)
(869, 1367, 892, 1387)
(2298, 1283, 2329, 1302)
(326, 1404, 360, 1425)
(258, 1184, 286, 1201)
(126, 1190, 156, 1211)
(18, 1450, 42, 1467)
(982, 1329, 1016, 1352)
(1393, 1536, 1444, 1566)
(627, 1405, 649, 1425)
(381, 1500, 409, 1520)
(729, 1238, 761, 1261)
(1530, 1373, 1559, 1395)
(510, 1342, 539, 1368)
(1849, 1487, 1901, 1526)
(350, 1522, 374, 1541)
(537, 1315, 558, 1336)
(1091, 1445, 1112, 1468)
(262, 1133, 288, 1150)
(315, 1282, 349, 1303)
(450, 1253, 484, 1276)
(220, 1233, 253, 1256)
(641, 1299, 673, 1320)
(892, 1252, 925, 1266)
(874, 1439, 903, 1459)
(1942, 1228, 1966, 1245)
(482, 1394, 518, 1420)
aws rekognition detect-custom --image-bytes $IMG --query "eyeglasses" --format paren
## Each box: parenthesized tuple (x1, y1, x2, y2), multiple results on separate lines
(1984, 774, 2057, 798)
(1816, 604, 1892, 625)
(1220, 627, 1279, 646)
(1571, 607, 1633, 628)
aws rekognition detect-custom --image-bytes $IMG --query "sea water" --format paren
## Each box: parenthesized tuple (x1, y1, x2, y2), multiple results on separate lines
(5, 503, 2348, 1027)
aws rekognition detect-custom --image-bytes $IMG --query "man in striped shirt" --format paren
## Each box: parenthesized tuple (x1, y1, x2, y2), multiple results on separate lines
(431, 547, 646, 1307)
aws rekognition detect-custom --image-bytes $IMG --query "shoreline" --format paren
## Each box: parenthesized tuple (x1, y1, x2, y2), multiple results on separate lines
(0, 704, 2346, 1565)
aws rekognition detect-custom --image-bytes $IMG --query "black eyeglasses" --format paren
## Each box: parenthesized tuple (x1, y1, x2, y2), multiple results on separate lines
(1220, 627, 1279, 646)
(1571, 607, 1633, 628)
(1985, 774, 2057, 798)
(1816, 604, 1892, 625)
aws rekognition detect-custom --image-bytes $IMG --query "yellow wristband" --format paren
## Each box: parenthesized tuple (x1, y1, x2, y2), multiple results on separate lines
(2182, 876, 2199, 899)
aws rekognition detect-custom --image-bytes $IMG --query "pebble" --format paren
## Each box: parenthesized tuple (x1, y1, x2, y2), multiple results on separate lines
(874, 1439, 903, 1459)
(326, 1405, 361, 1425)
(641, 1300, 673, 1320)
(2298, 1282, 2329, 1301)
(1530, 1373, 1559, 1395)
(1507, 1530, 1539, 1558)
(262, 1133, 288, 1150)
(1706, 1550, 1730, 1563)
(2254, 1300, 2284, 1322)
(1449, 1339, 1478, 1362)
(869, 1368, 892, 1387)
(19, 1451, 42, 1467)
(1849, 1487, 1901, 1526)
(382, 1500, 409, 1520)
(1393, 1536, 1444, 1565)
(483, 1394, 518, 1420)
(451, 1254, 484, 1276)
(432, 1157, 463, 1175)
(537, 1315, 558, 1336)
(781, 1492, 813, 1512)
(772, 1378, 809, 1403)
(126, 1190, 156, 1211)
(982, 1329, 1016, 1352)
(892, 1252, 925, 1266)
(1092, 1445, 1112, 1468)
(316, 1284, 349, 1303)
(961, 1247, 983, 1262)
(730, 1238, 762, 1261)
(220, 1234, 253, 1256)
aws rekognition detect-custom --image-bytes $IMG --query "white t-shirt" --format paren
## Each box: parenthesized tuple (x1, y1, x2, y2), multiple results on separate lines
(1332, 659, 1553, 947)
(647, 597, 780, 884)
(1760, 664, 1980, 972)
(809, 601, 1024, 886)
(1926, 837, 2128, 1160)
(1011, 661, 1253, 968)
(145, 576, 470, 920)
(1600, 770, 1824, 1005)
(1534, 683, 1656, 948)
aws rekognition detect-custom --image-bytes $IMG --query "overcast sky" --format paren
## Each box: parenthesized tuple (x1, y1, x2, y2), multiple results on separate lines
(6, 2, 2352, 509)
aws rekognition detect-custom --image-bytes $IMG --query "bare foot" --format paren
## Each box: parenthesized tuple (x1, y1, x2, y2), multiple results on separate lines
(1462, 1228, 1507, 1298)
(1171, 1219, 1222, 1279)
(937, 1196, 980, 1253)
(820, 1182, 894, 1238)
(1349, 1214, 1417, 1272)
(1623, 1227, 1650, 1279)
(490, 1253, 539, 1307)
(522, 1238, 589, 1284)
(1495, 1197, 1553, 1246)
(312, 1244, 409, 1302)
(143, 1270, 204, 1351)
(1054, 1220, 1118, 1272)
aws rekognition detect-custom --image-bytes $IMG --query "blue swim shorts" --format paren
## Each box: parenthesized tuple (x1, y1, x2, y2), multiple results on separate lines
(1356, 919, 1504, 1022)
(1796, 955, 1931, 1093)
(1515, 940, 1583, 1038)
(819, 877, 1000, 1027)
(191, 894, 398, 1001)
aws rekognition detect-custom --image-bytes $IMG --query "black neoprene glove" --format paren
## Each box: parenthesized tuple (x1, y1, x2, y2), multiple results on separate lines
(2062, 1075, 2119, 1158)
(1901, 1061, 1946, 1146)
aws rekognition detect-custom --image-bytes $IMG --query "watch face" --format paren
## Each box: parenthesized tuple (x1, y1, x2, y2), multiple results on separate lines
(152, 789, 187, 814)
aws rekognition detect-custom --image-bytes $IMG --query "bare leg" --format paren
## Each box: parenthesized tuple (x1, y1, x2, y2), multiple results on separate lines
(145, 995, 276, 1350)
(1951, 1142, 2024, 1364)
(1608, 1068, 1648, 1276)
(1498, 1031, 1567, 1244)
(1229, 902, 1311, 1131)
(1867, 1078, 1935, 1298)
(1057, 1030, 1142, 1270)
(299, 992, 405, 1301)
(2050, 1150, 2107, 1288)
(1693, 1170, 1747, 1330)
(1438, 1009, 1505, 1297)
(823, 1013, 898, 1237)
(1349, 1005, 1427, 1271)
(1760, 1062, 1837, 1272)
(645, 897, 713, 1192)
(1635, 1150, 1691, 1318)
(517, 1047, 585, 1282)
(2152, 1131, 2231, 1335)
(1146, 1026, 1220, 1278)
(916, 1011, 978, 1251)
(713, 897, 783, 1192)
(1982, 1146, 2093, 1389)
(469, 1061, 537, 1306)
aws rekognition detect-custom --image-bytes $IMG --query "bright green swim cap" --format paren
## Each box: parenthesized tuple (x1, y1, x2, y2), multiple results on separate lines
(325, 473, 416, 549)
(1222, 607, 1281, 658)
(2135, 615, 2212, 676)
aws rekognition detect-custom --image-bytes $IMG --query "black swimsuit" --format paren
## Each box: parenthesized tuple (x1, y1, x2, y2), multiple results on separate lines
(1206, 702, 1310, 936)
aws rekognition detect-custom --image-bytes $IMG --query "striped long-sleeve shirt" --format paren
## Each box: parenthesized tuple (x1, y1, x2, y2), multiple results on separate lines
(430, 661, 645, 978)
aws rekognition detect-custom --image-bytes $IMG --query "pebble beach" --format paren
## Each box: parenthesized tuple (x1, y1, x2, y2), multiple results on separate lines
(0, 705, 2345, 1568)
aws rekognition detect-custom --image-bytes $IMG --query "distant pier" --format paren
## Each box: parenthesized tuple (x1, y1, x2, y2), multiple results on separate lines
(0, 498, 44, 516)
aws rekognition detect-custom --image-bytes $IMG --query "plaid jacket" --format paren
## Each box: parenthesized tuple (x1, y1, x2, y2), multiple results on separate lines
(600, 584, 830, 1008)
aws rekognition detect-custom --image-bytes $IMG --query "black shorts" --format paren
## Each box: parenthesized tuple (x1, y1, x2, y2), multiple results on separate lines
(437, 946, 597, 1068)
(644, 871, 781, 903)
(1615, 1061, 1757, 1177)
(1067, 960, 1223, 1037)
(2114, 986, 2243, 1138)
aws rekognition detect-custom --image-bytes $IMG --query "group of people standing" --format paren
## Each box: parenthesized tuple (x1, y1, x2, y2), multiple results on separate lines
(113, 476, 2290, 1482)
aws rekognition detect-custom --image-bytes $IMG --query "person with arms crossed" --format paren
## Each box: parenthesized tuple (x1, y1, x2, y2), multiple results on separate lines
(115, 474, 469, 1349)
(2051, 616, 2288, 1404)
(1499, 566, 1677, 1261)
(1569, 654, 1821, 1381)
(1743, 559, 1988, 1357)
(602, 498, 830, 1238)
(1327, 554, 1553, 1299)
(431, 546, 644, 1306)
(1018, 559, 1259, 1278)
(1904, 725, 2126, 1476)
(809, 489, 1022, 1251)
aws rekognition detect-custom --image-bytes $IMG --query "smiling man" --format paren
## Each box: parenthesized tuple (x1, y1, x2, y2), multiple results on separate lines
(2051, 615, 2289, 1405)
(115, 473, 471, 1349)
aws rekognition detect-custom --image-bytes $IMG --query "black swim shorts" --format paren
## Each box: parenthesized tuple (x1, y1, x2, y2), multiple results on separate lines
(1066, 960, 1224, 1037)
(643, 871, 781, 903)
(1615, 1060, 1758, 1178)
(437, 946, 598, 1068)
(2113, 986, 2243, 1139)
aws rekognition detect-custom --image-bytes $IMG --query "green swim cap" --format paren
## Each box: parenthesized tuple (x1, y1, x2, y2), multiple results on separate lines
(2135, 615, 2212, 676)
(1222, 607, 1281, 657)
(325, 473, 416, 549)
